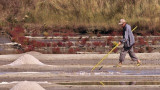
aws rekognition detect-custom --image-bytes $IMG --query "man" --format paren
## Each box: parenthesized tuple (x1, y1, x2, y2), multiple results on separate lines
(117, 19, 141, 67)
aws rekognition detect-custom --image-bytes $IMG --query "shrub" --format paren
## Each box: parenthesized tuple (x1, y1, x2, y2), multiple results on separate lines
(133, 47, 138, 53)
(60, 42, 66, 47)
(80, 38, 87, 46)
(25, 45, 35, 52)
(75, 47, 80, 52)
(67, 41, 73, 47)
(117, 31, 123, 36)
(113, 48, 119, 53)
(52, 47, 61, 54)
(46, 43, 51, 47)
(152, 38, 158, 45)
(87, 43, 91, 47)
(52, 42, 58, 47)
(111, 31, 117, 36)
(84, 38, 89, 41)
(102, 41, 106, 47)
(93, 42, 102, 47)
(97, 33, 101, 37)
(10, 26, 25, 37)
(79, 36, 82, 40)
(62, 33, 68, 37)
(31, 31, 38, 37)
(146, 46, 153, 53)
(138, 38, 147, 45)
(53, 33, 60, 36)
(29, 40, 36, 46)
(36, 42, 43, 48)
(107, 36, 114, 46)
(138, 47, 145, 53)
(18, 36, 29, 45)
(42, 42, 46, 47)
(145, 38, 149, 45)
(38, 42, 45, 47)
(68, 48, 75, 54)
(151, 30, 160, 36)
(57, 41, 63, 47)
(62, 36, 69, 42)
(68, 32, 76, 37)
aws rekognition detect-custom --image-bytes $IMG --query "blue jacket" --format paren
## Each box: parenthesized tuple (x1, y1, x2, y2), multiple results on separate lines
(120, 24, 135, 47)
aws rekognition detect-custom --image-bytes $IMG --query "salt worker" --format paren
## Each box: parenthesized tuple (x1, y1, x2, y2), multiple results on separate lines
(117, 19, 141, 67)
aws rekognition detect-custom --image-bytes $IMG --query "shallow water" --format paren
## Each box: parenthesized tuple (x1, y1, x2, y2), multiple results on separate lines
(1, 69, 160, 76)
(57, 81, 160, 85)
(64, 69, 160, 76)
(69, 69, 160, 76)
(0, 72, 50, 75)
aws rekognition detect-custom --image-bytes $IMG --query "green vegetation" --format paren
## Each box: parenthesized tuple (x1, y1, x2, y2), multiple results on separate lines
(0, 0, 160, 31)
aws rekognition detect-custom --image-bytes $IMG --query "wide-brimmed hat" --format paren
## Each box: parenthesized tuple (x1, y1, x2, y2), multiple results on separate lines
(118, 19, 126, 25)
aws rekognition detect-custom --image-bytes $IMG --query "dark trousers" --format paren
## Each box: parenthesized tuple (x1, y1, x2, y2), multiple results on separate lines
(119, 46, 138, 63)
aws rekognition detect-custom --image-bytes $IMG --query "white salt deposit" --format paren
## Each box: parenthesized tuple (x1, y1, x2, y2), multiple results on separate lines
(0, 82, 9, 84)
(10, 81, 46, 90)
(8, 54, 45, 66)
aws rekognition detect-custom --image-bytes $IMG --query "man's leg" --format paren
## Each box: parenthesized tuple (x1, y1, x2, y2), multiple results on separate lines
(119, 47, 128, 65)
(128, 46, 141, 65)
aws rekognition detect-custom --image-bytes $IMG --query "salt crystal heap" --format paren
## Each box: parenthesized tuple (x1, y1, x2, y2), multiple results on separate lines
(8, 54, 45, 66)
(10, 81, 46, 90)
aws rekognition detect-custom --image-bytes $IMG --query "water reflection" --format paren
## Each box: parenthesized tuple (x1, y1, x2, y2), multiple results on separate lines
(58, 82, 160, 85)
(120, 82, 136, 85)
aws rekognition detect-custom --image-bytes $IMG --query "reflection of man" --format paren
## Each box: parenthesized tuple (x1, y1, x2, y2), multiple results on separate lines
(117, 19, 141, 67)
(120, 82, 136, 85)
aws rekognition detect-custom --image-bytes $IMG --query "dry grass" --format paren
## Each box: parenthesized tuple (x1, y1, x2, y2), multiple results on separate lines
(0, 0, 160, 31)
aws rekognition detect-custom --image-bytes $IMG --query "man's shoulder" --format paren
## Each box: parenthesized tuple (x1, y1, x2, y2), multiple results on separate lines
(126, 24, 131, 27)
(125, 24, 131, 30)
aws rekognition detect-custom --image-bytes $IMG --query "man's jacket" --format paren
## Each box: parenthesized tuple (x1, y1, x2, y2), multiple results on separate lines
(120, 24, 135, 48)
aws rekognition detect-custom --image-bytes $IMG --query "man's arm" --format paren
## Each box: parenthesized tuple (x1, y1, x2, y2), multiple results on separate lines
(120, 27, 129, 43)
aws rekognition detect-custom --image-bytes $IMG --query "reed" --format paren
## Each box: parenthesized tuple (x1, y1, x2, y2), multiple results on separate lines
(0, 0, 160, 31)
